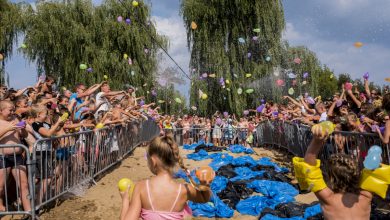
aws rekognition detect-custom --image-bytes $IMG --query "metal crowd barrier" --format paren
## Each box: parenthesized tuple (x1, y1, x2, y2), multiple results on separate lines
(256, 120, 390, 170)
(0, 144, 35, 219)
(0, 119, 159, 218)
(164, 127, 258, 147)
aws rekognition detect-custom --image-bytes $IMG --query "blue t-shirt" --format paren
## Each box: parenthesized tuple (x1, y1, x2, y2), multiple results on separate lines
(70, 93, 84, 120)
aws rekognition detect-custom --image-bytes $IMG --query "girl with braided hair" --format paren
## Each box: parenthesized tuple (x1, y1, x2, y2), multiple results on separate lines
(120, 135, 212, 220)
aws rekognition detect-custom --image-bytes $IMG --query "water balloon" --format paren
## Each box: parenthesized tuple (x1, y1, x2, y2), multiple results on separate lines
(247, 52, 252, 58)
(62, 87, 67, 91)
(292, 80, 297, 86)
(201, 93, 208, 100)
(265, 56, 271, 62)
(125, 18, 131, 25)
(233, 74, 238, 78)
(20, 43, 27, 49)
(191, 106, 197, 111)
(132, 1, 139, 7)
(139, 100, 145, 106)
(256, 104, 265, 113)
(245, 73, 252, 78)
(237, 88, 243, 95)
(128, 58, 133, 65)
(209, 73, 216, 78)
(363, 72, 369, 80)
(363, 145, 382, 170)
(253, 28, 261, 33)
(276, 79, 284, 87)
(288, 88, 294, 95)
(293, 57, 301, 64)
(144, 48, 149, 54)
(87, 67, 93, 73)
(118, 178, 135, 196)
(354, 42, 363, 48)
(344, 82, 353, 90)
(225, 79, 230, 84)
(303, 72, 309, 78)
(252, 36, 258, 41)
(151, 90, 157, 96)
(117, 16, 123, 22)
(103, 75, 108, 80)
(302, 80, 307, 85)
(261, 99, 265, 104)
(288, 73, 297, 79)
(243, 110, 249, 115)
(223, 112, 229, 117)
(238, 38, 245, 44)
(202, 73, 208, 78)
(306, 96, 315, 105)
(245, 88, 254, 94)
(131, 70, 135, 76)
(79, 64, 87, 70)
(123, 53, 128, 59)
(0, 54, 4, 61)
(158, 100, 165, 104)
(96, 123, 104, 129)
(330, 74, 334, 79)
(175, 98, 182, 103)
(191, 21, 197, 30)
(226, 88, 230, 92)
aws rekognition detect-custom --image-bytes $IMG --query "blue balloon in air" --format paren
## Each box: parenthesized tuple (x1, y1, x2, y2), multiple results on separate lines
(363, 145, 382, 170)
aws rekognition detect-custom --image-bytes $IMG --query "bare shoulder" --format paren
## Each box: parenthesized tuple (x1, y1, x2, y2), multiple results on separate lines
(359, 190, 373, 200)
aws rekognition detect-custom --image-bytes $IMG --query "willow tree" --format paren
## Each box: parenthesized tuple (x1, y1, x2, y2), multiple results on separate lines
(22, 0, 167, 100)
(0, 0, 21, 86)
(181, 0, 285, 115)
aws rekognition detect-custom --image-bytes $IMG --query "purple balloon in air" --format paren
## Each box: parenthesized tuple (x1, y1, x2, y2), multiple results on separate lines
(219, 77, 225, 85)
(260, 99, 265, 104)
(223, 112, 229, 117)
(87, 67, 93, 73)
(216, 118, 222, 125)
(125, 18, 131, 24)
(306, 97, 315, 105)
(151, 90, 157, 97)
(304, 92, 309, 98)
(117, 16, 123, 22)
(252, 36, 258, 41)
(303, 72, 309, 78)
(247, 53, 252, 58)
(363, 72, 369, 80)
(140, 100, 145, 106)
(336, 100, 343, 107)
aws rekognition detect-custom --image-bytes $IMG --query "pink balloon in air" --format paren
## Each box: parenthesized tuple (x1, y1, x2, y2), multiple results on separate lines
(293, 57, 301, 64)
(276, 79, 284, 87)
(243, 110, 249, 115)
(344, 82, 353, 90)
(292, 80, 297, 86)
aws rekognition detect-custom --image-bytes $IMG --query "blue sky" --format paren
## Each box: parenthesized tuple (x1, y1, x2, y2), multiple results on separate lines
(5, 0, 390, 92)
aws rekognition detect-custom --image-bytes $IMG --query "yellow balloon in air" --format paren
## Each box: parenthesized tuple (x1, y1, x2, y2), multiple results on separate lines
(123, 53, 128, 59)
(103, 75, 108, 80)
(191, 21, 197, 30)
(118, 178, 135, 197)
(132, 1, 139, 7)
(201, 93, 208, 100)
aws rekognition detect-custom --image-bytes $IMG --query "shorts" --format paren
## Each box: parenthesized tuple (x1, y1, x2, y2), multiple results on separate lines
(56, 146, 76, 161)
(35, 151, 53, 179)
(239, 131, 247, 140)
(0, 154, 25, 169)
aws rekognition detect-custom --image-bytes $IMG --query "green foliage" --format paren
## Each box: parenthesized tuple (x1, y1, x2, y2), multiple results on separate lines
(21, 0, 167, 101)
(181, 0, 285, 115)
(316, 66, 338, 100)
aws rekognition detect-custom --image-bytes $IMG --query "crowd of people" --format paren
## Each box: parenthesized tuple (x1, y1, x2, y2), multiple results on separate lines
(1, 73, 389, 218)
(0, 76, 160, 213)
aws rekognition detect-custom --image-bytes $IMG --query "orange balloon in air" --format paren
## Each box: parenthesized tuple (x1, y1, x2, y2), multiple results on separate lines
(0, 54, 3, 61)
(385, 78, 390, 82)
(195, 166, 215, 182)
(191, 21, 197, 30)
(354, 42, 363, 48)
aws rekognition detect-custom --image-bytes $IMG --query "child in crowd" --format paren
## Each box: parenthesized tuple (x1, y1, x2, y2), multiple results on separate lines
(120, 135, 211, 220)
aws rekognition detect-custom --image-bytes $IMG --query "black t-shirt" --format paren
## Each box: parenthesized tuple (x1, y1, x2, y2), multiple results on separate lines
(32, 122, 51, 139)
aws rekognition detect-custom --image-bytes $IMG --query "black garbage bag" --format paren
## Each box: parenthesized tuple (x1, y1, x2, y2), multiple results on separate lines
(217, 181, 254, 208)
(217, 164, 237, 178)
(263, 169, 292, 183)
(251, 165, 275, 172)
(258, 207, 286, 219)
(275, 202, 308, 217)
(194, 144, 226, 153)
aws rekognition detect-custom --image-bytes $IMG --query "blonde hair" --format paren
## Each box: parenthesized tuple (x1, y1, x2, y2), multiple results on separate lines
(31, 104, 48, 118)
(148, 135, 186, 173)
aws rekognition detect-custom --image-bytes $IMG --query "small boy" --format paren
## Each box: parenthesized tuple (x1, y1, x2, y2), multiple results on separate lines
(293, 125, 390, 219)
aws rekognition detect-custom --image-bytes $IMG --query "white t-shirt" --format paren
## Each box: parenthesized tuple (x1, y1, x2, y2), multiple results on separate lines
(95, 92, 110, 114)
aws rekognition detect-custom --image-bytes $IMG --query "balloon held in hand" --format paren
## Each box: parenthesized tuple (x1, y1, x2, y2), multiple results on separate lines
(363, 145, 382, 170)
(118, 178, 135, 197)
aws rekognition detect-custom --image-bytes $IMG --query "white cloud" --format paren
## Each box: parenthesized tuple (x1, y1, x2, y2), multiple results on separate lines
(283, 22, 390, 86)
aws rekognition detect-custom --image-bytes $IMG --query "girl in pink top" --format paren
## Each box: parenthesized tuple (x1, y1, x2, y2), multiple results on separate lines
(120, 135, 212, 220)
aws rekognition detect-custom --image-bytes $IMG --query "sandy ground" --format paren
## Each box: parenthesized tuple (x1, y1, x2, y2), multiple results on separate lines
(34, 146, 317, 220)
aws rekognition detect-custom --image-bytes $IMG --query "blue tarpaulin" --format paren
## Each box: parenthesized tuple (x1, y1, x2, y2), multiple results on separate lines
(211, 176, 228, 193)
(261, 214, 304, 220)
(209, 154, 234, 171)
(236, 196, 271, 216)
(229, 144, 254, 154)
(230, 167, 265, 182)
(247, 180, 298, 199)
(187, 149, 210, 161)
(303, 203, 322, 219)
(232, 155, 258, 167)
(189, 194, 234, 218)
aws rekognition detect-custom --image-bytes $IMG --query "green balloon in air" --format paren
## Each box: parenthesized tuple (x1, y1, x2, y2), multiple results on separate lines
(245, 88, 254, 94)
(79, 64, 87, 70)
(175, 98, 182, 104)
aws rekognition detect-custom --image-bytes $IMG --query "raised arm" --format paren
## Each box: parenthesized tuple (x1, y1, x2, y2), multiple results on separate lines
(347, 89, 362, 108)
